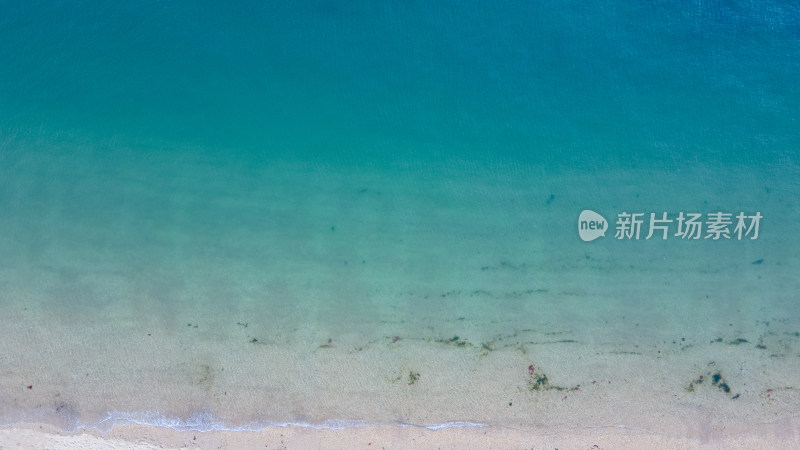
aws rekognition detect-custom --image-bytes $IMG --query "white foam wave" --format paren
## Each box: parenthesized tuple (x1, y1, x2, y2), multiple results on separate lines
(83, 411, 487, 433)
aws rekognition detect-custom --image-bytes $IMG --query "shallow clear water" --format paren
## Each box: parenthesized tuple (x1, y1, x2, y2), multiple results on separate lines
(1, 0, 799, 433)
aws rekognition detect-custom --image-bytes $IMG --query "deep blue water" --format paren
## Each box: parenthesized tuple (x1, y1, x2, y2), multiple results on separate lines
(2, 1, 798, 167)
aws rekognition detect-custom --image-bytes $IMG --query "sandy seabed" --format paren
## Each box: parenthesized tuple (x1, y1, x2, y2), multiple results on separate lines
(1, 158, 798, 448)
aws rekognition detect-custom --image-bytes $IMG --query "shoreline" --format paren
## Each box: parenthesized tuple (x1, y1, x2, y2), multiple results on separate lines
(3, 418, 799, 449)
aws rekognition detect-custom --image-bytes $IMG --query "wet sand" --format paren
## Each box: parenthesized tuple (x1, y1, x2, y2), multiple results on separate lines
(2, 415, 799, 449)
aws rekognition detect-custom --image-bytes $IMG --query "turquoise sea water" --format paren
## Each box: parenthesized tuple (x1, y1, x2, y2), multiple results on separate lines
(2, 1, 797, 166)
(1, 0, 799, 433)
